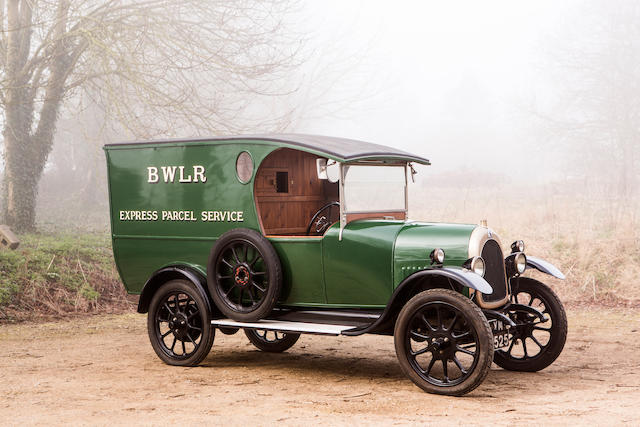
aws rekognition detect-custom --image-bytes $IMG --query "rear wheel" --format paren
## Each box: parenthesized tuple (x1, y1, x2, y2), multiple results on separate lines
(147, 280, 215, 366)
(244, 329, 300, 352)
(494, 277, 567, 371)
(394, 289, 493, 396)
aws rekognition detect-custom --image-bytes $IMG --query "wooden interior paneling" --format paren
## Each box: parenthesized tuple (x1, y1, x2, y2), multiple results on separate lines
(255, 148, 339, 235)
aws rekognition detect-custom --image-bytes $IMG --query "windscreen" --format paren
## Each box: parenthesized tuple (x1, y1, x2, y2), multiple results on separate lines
(342, 165, 406, 212)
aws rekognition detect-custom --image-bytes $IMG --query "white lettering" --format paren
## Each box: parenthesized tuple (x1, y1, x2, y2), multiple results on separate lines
(147, 167, 159, 183)
(159, 210, 198, 221)
(161, 166, 177, 183)
(148, 165, 206, 184)
(193, 165, 207, 183)
(119, 210, 159, 221)
(178, 166, 192, 183)
(200, 211, 244, 222)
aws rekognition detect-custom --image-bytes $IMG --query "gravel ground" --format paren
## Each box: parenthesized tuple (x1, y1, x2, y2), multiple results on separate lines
(1, 308, 639, 425)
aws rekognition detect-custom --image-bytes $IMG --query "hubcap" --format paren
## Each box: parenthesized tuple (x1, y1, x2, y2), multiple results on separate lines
(234, 265, 251, 286)
(169, 313, 190, 340)
(216, 241, 269, 313)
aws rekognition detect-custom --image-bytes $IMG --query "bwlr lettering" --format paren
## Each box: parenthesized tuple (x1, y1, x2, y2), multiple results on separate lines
(147, 165, 207, 183)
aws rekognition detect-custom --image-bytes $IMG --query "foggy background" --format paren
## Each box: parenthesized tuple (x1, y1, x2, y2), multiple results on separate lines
(2, 0, 637, 234)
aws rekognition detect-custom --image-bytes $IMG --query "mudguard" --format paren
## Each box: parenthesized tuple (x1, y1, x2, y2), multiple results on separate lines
(137, 266, 213, 314)
(342, 267, 492, 336)
(526, 256, 566, 280)
(438, 267, 494, 294)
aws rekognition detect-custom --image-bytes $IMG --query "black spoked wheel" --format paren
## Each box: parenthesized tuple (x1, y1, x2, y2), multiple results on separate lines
(147, 280, 215, 366)
(208, 229, 282, 322)
(494, 277, 567, 372)
(216, 240, 268, 311)
(394, 289, 493, 396)
(244, 329, 300, 352)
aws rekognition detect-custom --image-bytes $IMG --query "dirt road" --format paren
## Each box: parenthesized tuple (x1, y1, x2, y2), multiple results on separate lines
(1, 308, 639, 425)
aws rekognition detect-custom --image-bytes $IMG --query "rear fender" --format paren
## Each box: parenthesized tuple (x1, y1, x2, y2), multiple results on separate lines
(137, 266, 214, 314)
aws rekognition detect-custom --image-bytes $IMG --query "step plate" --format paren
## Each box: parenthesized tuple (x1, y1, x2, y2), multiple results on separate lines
(211, 319, 356, 336)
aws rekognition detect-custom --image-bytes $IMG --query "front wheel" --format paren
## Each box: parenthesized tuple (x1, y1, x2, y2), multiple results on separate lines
(147, 280, 215, 366)
(394, 289, 494, 396)
(244, 329, 300, 352)
(493, 277, 567, 372)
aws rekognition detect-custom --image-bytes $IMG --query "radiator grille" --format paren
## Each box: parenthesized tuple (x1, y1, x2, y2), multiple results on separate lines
(480, 239, 508, 303)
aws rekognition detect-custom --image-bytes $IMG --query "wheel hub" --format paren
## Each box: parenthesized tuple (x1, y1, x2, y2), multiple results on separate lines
(512, 312, 536, 340)
(234, 265, 251, 287)
(169, 313, 189, 340)
(430, 334, 455, 359)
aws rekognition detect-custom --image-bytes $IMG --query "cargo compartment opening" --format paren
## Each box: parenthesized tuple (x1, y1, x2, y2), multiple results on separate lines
(275, 171, 289, 193)
(254, 148, 339, 236)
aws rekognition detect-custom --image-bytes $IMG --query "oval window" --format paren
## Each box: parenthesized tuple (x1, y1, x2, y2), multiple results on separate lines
(236, 151, 253, 183)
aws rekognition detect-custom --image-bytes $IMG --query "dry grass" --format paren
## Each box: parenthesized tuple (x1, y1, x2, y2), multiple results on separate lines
(411, 184, 640, 307)
(4, 184, 636, 323)
(0, 233, 135, 323)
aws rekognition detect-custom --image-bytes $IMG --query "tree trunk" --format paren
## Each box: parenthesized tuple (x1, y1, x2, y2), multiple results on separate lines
(1, 0, 69, 231)
(2, 135, 42, 231)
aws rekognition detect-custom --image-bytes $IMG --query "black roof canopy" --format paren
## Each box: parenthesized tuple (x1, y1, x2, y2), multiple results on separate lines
(104, 133, 431, 165)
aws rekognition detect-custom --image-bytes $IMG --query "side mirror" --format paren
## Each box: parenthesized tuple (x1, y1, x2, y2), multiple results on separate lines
(316, 159, 340, 183)
(316, 158, 328, 180)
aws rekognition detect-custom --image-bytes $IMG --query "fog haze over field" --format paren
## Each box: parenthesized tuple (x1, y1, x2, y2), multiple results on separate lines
(0, 0, 637, 230)
(0, 0, 638, 314)
(294, 1, 568, 181)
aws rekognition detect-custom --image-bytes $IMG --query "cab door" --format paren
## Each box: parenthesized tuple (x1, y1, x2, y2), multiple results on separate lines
(322, 221, 403, 307)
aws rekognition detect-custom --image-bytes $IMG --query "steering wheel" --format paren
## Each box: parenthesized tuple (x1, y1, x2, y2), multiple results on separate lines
(306, 202, 340, 235)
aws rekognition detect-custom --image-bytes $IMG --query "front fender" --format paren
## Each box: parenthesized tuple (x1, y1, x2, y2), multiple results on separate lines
(341, 267, 492, 336)
(436, 267, 494, 294)
(526, 256, 566, 280)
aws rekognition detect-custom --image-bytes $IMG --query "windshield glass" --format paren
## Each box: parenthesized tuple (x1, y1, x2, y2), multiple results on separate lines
(342, 164, 406, 213)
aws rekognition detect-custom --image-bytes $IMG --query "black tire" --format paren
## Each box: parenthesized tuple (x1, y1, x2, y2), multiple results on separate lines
(244, 329, 300, 352)
(494, 277, 567, 372)
(394, 289, 493, 396)
(147, 279, 215, 366)
(207, 228, 282, 322)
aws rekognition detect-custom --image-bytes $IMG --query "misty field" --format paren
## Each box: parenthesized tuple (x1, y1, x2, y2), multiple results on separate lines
(1, 186, 638, 322)
(413, 185, 640, 307)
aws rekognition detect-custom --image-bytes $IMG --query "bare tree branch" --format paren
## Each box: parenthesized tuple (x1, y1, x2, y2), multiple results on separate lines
(1, 0, 305, 230)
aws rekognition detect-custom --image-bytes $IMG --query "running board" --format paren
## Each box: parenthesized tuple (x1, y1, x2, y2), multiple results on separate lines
(211, 319, 358, 336)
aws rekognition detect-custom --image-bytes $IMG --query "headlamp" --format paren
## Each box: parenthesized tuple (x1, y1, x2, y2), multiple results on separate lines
(430, 248, 445, 264)
(511, 240, 525, 253)
(463, 256, 485, 277)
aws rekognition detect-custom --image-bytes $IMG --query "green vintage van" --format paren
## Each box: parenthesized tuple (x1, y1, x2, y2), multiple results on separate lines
(104, 134, 567, 395)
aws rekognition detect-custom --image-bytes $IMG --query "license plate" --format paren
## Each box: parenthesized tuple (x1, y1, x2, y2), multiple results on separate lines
(489, 319, 512, 349)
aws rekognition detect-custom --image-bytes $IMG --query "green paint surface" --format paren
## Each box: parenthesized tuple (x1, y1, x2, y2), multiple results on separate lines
(393, 222, 476, 285)
(105, 138, 478, 309)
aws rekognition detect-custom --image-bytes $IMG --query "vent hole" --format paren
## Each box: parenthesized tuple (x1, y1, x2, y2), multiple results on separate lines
(276, 171, 288, 193)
